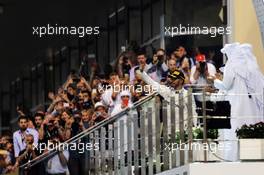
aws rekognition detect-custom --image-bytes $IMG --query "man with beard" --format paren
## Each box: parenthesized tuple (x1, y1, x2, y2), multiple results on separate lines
(13, 116, 39, 160)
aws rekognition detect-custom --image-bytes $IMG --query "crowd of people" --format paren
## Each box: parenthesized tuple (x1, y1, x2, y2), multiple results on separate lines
(0, 45, 222, 175)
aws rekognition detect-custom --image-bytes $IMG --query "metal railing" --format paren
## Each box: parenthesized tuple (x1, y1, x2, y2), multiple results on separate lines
(20, 87, 264, 174)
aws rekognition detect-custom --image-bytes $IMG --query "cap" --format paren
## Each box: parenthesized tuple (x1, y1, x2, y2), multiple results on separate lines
(120, 90, 131, 97)
(195, 54, 206, 62)
(94, 102, 106, 110)
(168, 69, 185, 81)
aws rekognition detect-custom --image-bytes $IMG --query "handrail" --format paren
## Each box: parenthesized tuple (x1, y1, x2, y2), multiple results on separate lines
(20, 92, 158, 169)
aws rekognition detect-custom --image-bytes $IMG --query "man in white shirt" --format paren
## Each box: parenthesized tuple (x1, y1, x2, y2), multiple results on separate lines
(129, 49, 152, 83)
(46, 137, 69, 175)
(139, 69, 198, 128)
(190, 54, 216, 85)
(13, 116, 39, 158)
(190, 54, 216, 102)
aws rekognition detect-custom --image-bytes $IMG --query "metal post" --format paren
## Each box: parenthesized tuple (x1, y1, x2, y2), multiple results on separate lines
(114, 122, 119, 174)
(187, 88, 193, 163)
(202, 88, 207, 162)
(147, 107, 154, 175)
(94, 130, 100, 175)
(120, 120, 125, 174)
(127, 114, 132, 175)
(100, 127, 106, 173)
(108, 124, 113, 175)
(89, 133, 95, 174)
(133, 114, 139, 175)
(179, 92, 185, 166)
(155, 98, 161, 173)
(170, 97, 176, 168)
(140, 110, 146, 175)
(162, 101, 169, 170)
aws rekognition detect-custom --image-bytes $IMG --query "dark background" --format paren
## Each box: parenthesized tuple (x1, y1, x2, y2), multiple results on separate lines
(0, 0, 119, 87)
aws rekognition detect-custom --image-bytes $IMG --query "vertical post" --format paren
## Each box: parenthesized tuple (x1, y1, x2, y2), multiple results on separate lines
(179, 92, 185, 166)
(187, 88, 193, 163)
(147, 107, 154, 175)
(108, 124, 113, 175)
(133, 114, 139, 175)
(202, 88, 207, 162)
(160, 15, 165, 49)
(170, 97, 176, 168)
(114, 122, 119, 174)
(120, 120, 125, 174)
(162, 101, 169, 170)
(94, 130, 100, 174)
(127, 114, 132, 175)
(155, 98, 161, 173)
(89, 133, 95, 174)
(100, 127, 106, 173)
(140, 110, 146, 175)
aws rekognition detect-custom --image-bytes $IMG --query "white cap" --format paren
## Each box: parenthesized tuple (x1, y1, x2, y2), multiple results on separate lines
(120, 90, 130, 97)
(94, 102, 106, 110)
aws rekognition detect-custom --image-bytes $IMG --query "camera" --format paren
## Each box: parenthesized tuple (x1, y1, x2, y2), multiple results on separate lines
(199, 62, 207, 74)
(122, 56, 131, 74)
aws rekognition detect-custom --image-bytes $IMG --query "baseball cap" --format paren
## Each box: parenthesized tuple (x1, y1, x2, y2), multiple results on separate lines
(168, 69, 185, 81)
